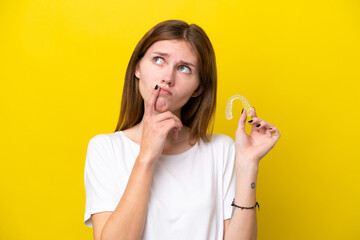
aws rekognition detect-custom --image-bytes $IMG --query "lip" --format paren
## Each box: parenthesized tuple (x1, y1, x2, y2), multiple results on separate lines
(159, 87, 172, 95)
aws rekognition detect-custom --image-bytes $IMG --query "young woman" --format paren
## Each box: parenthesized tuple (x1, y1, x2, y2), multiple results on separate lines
(84, 20, 280, 240)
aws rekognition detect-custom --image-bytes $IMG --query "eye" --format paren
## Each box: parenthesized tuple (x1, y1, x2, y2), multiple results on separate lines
(153, 56, 164, 65)
(179, 65, 191, 73)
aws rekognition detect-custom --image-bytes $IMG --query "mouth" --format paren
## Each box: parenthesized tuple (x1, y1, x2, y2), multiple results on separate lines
(159, 87, 172, 95)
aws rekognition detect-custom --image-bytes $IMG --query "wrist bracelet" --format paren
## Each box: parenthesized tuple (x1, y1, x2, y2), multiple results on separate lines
(231, 198, 260, 211)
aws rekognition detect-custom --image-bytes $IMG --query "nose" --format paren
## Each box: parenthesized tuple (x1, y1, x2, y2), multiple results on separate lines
(161, 66, 175, 86)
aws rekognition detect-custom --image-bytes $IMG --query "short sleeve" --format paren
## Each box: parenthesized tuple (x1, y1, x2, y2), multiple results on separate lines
(222, 140, 236, 220)
(83, 135, 121, 228)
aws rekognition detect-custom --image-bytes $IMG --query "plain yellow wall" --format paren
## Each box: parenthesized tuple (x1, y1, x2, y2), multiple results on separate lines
(1, 0, 359, 239)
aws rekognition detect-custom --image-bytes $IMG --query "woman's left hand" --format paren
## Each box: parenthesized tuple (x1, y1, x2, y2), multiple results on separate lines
(235, 107, 281, 165)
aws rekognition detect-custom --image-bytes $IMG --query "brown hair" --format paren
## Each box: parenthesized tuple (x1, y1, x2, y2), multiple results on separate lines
(114, 20, 217, 145)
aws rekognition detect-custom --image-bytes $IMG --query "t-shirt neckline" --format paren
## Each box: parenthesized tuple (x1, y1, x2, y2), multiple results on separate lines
(117, 131, 199, 159)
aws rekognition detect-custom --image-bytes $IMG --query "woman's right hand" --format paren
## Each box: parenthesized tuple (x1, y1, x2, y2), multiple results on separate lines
(138, 86, 183, 164)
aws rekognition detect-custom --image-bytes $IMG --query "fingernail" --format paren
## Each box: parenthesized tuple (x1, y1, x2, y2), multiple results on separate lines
(241, 108, 244, 114)
(155, 85, 159, 90)
(256, 124, 261, 127)
(248, 120, 253, 123)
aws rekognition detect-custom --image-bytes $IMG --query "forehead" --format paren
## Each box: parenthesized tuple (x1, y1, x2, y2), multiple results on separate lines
(146, 40, 197, 64)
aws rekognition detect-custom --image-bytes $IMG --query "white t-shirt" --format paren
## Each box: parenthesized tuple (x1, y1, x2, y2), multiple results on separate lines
(84, 131, 236, 240)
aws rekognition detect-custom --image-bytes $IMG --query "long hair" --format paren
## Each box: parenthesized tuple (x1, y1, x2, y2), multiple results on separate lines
(114, 20, 217, 145)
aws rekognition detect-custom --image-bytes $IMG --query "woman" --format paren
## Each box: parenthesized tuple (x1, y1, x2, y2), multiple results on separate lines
(84, 20, 280, 240)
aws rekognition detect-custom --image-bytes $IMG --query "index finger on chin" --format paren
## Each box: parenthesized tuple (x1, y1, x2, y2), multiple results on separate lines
(145, 85, 160, 116)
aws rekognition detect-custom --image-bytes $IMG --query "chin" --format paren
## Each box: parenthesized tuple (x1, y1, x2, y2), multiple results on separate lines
(155, 105, 169, 112)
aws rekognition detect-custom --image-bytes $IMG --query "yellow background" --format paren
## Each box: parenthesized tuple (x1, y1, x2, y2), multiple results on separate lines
(1, 0, 359, 239)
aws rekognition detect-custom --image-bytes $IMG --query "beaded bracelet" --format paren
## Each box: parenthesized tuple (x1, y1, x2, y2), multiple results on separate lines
(231, 199, 260, 211)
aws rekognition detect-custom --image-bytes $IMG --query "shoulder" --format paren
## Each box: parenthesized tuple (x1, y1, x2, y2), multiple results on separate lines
(85, 133, 125, 170)
(88, 133, 114, 146)
(209, 134, 236, 171)
(87, 132, 122, 154)
(89, 131, 124, 143)
(202, 133, 235, 157)
(208, 133, 234, 148)
(87, 131, 138, 157)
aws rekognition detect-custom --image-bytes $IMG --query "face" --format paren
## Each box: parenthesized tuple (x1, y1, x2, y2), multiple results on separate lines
(135, 39, 202, 115)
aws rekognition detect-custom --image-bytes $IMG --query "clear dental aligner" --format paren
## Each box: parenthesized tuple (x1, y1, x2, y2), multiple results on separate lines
(225, 94, 252, 120)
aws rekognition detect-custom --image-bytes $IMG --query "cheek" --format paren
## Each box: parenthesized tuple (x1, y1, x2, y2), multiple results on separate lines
(139, 75, 155, 94)
(182, 80, 200, 97)
(176, 85, 198, 104)
(138, 79, 148, 101)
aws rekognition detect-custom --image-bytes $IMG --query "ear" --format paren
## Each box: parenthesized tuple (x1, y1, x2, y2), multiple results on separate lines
(191, 86, 203, 97)
(134, 63, 141, 79)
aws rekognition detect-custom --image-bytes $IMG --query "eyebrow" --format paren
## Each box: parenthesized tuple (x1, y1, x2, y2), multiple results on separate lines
(151, 51, 197, 69)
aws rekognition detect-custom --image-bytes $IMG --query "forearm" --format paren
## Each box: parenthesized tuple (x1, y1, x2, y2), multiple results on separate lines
(101, 156, 155, 240)
(225, 160, 259, 240)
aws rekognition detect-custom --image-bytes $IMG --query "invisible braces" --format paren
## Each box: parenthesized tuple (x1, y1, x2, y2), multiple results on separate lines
(225, 95, 252, 120)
